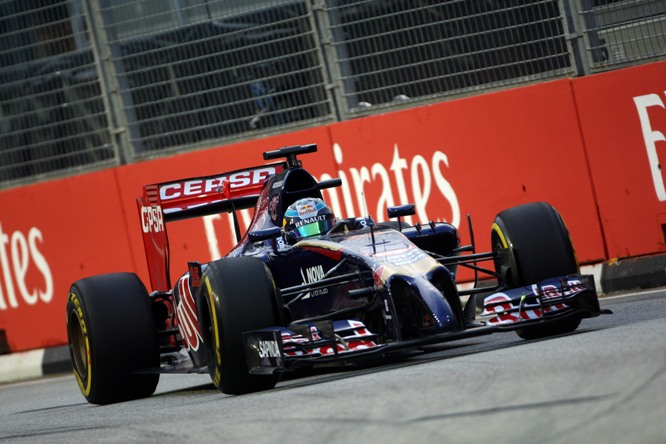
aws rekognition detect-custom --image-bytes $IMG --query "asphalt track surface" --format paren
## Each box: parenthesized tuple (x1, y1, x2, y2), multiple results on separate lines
(1, 289, 665, 444)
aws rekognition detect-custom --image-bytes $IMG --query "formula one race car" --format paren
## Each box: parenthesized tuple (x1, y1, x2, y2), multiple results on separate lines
(66, 144, 609, 404)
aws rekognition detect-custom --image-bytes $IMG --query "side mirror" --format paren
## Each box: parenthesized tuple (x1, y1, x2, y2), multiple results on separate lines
(387, 204, 415, 231)
(248, 226, 282, 254)
(248, 227, 281, 242)
(387, 204, 416, 219)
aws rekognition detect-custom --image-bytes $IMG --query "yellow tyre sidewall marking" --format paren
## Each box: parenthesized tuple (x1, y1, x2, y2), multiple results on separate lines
(491, 223, 508, 248)
(204, 276, 222, 387)
(69, 292, 92, 397)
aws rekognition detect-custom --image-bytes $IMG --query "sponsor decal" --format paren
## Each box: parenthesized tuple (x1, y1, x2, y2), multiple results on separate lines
(296, 200, 317, 218)
(0, 222, 53, 310)
(175, 275, 203, 351)
(294, 215, 327, 228)
(482, 293, 513, 314)
(141, 205, 164, 233)
(299, 265, 328, 298)
(300, 264, 325, 285)
(310, 325, 322, 341)
(188, 262, 202, 288)
(257, 340, 281, 358)
(533, 280, 584, 298)
(276, 236, 287, 249)
(383, 298, 392, 319)
(159, 167, 276, 201)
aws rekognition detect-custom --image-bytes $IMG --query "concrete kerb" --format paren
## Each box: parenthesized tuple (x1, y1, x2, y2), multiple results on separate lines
(599, 253, 666, 294)
(0, 345, 69, 384)
(2, 253, 666, 385)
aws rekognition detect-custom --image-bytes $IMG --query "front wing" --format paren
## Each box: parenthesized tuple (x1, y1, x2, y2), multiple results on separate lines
(243, 274, 609, 375)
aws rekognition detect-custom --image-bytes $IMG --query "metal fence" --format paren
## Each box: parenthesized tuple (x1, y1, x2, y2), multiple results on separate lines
(1, 0, 665, 189)
(0, 0, 115, 184)
(323, 0, 575, 115)
(576, 0, 666, 71)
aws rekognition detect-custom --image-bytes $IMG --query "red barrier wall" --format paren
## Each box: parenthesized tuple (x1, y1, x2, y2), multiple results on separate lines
(323, 79, 604, 264)
(573, 60, 666, 258)
(2, 60, 664, 352)
(0, 169, 137, 351)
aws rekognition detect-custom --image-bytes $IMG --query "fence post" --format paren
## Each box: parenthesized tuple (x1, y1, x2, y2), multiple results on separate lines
(311, 0, 357, 121)
(306, 0, 342, 122)
(560, 0, 589, 76)
(82, 0, 141, 163)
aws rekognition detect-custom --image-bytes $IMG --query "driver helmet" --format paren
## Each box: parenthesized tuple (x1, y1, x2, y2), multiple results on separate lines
(283, 198, 336, 240)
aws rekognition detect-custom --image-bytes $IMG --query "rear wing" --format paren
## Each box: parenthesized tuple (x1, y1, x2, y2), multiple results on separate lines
(137, 163, 285, 291)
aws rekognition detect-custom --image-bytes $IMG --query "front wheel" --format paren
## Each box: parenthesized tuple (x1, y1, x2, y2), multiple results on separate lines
(199, 257, 282, 394)
(66, 273, 160, 404)
(491, 202, 581, 339)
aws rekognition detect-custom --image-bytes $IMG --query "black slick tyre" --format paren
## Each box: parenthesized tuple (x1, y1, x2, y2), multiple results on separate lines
(66, 273, 160, 404)
(491, 202, 581, 339)
(199, 257, 281, 394)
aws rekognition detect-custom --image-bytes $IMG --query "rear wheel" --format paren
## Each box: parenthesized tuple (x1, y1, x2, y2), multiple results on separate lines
(66, 273, 160, 404)
(199, 257, 281, 394)
(491, 202, 581, 339)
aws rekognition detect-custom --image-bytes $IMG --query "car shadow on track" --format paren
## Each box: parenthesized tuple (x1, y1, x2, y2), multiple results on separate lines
(153, 326, 610, 399)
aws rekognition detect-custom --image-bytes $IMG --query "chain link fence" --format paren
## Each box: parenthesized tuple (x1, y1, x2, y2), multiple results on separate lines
(1, 0, 664, 189)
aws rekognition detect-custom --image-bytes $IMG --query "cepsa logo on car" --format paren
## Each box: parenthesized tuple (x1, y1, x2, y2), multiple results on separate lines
(141, 206, 164, 233)
(159, 167, 277, 201)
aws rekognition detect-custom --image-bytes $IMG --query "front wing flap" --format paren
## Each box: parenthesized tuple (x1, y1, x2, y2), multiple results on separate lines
(481, 274, 607, 328)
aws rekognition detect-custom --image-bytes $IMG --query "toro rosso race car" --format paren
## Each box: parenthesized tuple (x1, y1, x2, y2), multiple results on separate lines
(66, 144, 609, 404)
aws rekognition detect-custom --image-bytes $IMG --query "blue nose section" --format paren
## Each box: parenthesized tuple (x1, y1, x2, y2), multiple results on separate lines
(407, 277, 458, 331)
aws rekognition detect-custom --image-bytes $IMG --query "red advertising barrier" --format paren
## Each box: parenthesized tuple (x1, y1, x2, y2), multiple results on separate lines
(0, 169, 137, 352)
(322, 79, 605, 266)
(573, 60, 666, 258)
(2, 61, 664, 353)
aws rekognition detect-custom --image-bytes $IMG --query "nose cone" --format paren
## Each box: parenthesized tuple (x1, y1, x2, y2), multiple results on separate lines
(409, 278, 459, 331)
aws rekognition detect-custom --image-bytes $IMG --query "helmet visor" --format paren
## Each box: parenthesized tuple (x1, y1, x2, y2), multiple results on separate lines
(293, 219, 334, 238)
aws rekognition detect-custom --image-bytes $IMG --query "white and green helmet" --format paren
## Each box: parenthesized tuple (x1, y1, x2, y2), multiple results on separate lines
(283, 198, 336, 239)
